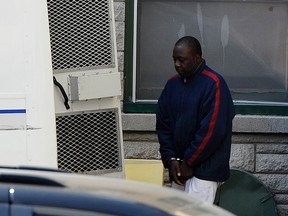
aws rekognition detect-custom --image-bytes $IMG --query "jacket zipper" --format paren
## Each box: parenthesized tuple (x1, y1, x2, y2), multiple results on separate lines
(175, 78, 187, 159)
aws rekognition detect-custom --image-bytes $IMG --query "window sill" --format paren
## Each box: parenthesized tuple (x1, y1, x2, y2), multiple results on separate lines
(122, 114, 288, 133)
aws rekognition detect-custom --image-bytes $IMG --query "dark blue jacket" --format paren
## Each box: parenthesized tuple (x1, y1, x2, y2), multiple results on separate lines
(156, 60, 235, 182)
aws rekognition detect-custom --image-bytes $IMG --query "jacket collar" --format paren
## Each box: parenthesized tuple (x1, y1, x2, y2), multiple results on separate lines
(183, 59, 206, 83)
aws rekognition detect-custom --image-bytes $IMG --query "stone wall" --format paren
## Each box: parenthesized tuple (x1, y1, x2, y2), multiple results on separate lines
(232, 134, 288, 216)
(113, 0, 125, 98)
(122, 114, 288, 216)
(113, 1, 288, 215)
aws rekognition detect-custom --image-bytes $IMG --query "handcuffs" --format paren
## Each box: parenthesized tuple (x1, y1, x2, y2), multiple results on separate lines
(168, 157, 182, 166)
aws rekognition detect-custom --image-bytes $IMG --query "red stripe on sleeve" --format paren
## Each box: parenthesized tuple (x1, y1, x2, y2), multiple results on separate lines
(187, 70, 221, 165)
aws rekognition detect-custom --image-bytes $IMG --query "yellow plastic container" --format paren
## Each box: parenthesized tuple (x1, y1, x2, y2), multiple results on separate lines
(124, 159, 164, 186)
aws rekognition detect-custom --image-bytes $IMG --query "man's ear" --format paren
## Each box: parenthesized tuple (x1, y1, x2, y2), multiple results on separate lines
(195, 54, 202, 63)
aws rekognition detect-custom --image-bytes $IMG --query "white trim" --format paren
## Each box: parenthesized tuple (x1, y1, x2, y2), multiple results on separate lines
(233, 100, 288, 106)
(286, 35, 288, 90)
(132, 0, 138, 103)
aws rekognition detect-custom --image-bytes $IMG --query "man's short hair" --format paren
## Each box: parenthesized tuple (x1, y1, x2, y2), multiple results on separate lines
(175, 36, 202, 57)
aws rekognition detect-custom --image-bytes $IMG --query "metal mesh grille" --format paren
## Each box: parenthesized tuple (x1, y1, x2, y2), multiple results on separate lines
(56, 110, 121, 174)
(47, 0, 114, 71)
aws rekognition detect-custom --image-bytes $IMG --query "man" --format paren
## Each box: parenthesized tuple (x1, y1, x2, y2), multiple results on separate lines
(156, 36, 235, 204)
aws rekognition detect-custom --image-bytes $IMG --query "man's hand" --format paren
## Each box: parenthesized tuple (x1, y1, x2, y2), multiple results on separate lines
(170, 161, 185, 185)
(180, 161, 193, 181)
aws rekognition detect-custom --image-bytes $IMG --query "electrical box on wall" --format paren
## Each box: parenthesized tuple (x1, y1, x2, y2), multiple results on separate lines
(68, 72, 121, 101)
(47, 0, 124, 177)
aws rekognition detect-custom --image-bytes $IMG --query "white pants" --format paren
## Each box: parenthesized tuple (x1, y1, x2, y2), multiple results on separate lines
(172, 177, 218, 204)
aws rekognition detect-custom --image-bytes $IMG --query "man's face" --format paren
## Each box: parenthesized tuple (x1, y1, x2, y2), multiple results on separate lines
(173, 45, 200, 78)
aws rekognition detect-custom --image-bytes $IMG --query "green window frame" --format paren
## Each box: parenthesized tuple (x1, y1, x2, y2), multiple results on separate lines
(123, 0, 288, 116)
